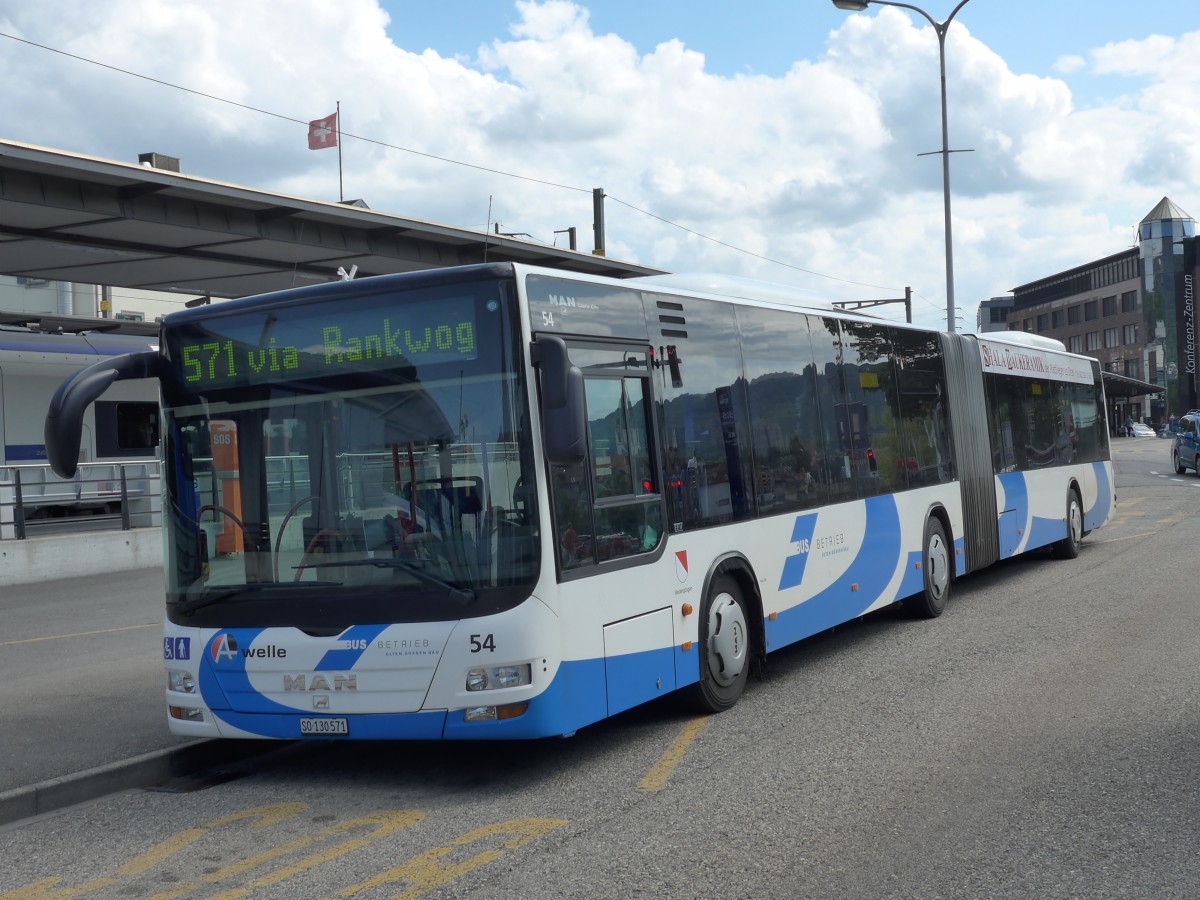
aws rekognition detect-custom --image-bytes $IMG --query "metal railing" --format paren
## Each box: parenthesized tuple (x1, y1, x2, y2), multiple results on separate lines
(0, 460, 161, 540)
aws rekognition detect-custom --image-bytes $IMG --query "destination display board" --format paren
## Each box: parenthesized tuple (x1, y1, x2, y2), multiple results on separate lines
(166, 292, 479, 389)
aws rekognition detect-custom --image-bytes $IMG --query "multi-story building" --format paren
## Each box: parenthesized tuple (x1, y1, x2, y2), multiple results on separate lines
(976, 296, 1014, 333)
(1006, 198, 1196, 427)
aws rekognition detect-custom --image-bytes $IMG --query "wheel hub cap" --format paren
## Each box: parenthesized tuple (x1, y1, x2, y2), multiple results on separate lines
(707, 594, 748, 687)
(928, 533, 950, 601)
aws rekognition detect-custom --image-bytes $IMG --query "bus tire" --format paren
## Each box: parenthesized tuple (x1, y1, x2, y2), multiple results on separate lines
(686, 575, 751, 713)
(908, 516, 951, 619)
(1053, 489, 1083, 559)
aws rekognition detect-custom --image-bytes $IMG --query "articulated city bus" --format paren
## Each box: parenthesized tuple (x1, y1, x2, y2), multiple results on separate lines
(44, 262, 1113, 739)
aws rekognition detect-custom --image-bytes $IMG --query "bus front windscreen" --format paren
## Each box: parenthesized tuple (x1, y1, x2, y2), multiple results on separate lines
(159, 277, 539, 628)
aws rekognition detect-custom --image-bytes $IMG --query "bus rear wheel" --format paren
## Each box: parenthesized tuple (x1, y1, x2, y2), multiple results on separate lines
(907, 517, 951, 619)
(1053, 490, 1083, 559)
(686, 575, 751, 713)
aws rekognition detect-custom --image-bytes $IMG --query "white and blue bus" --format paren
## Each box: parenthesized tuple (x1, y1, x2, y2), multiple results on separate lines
(45, 263, 1113, 740)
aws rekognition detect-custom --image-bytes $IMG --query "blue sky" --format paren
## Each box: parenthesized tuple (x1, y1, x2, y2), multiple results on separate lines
(381, 1, 1194, 104)
(0, 0, 1198, 329)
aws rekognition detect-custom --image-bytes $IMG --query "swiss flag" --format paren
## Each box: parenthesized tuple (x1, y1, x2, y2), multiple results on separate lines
(307, 113, 338, 150)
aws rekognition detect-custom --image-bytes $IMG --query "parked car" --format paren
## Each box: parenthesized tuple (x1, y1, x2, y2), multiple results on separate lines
(1171, 413, 1200, 474)
(1130, 422, 1156, 437)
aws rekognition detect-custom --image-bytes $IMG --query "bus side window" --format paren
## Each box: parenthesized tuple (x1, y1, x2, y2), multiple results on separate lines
(656, 297, 752, 529)
(736, 304, 829, 516)
(889, 327, 955, 486)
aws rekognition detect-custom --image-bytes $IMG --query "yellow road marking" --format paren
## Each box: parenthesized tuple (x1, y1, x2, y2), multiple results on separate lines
(0, 623, 156, 647)
(1093, 508, 1192, 544)
(205, 809, 426, 899)
(338, 818, 567, 899)
(1, 804, 309, 900)
(0, 876, 118, 899)
(7, 811, 566, 900)
(120, 829, 209, 878)
(638, 716, 709, 792)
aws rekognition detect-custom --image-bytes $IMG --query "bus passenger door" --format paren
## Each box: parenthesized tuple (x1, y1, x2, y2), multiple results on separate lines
(538, 340, 674, 713)
(542, 342, 665, 574)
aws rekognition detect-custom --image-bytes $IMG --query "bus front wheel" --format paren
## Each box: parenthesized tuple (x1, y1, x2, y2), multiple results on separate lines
(686, 575, 751, 713)
(907, 517, 951, 619)
(1053, 490, 1083, 560)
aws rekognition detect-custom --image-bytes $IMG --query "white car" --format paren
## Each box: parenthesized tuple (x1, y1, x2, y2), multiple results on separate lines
(1130, 422, 1156, 437)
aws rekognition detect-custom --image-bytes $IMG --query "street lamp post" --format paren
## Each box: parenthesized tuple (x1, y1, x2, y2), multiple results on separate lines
(832, 0, 972, 333)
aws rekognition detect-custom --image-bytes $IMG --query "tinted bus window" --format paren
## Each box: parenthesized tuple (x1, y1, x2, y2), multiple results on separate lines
(737, 306, 830, 515)
(809, 318, 856, 504)
(889, 327, 955, 486)
(839, 321, 902, 497)
(655, 296, 752, 531)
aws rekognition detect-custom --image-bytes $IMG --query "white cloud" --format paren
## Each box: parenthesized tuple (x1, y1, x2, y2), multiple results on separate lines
(1091, 33, 1196, 79)
(1054, 55, 1086, 75)
(0, 1, 1197, 332)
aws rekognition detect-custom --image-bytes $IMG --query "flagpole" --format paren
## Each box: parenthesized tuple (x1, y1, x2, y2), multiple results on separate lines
(336, 100, 343, 202)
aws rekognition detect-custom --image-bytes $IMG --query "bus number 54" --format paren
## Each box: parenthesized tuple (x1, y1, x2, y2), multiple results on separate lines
(470, 634, 496, 653)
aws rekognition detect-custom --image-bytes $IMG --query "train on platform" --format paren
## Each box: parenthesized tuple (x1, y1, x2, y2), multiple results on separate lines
(0, 324, 158, 517)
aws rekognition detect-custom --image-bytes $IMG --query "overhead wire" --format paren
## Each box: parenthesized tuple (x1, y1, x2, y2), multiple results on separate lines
(607, 195, 903, 291)
(0, 28, 909, 297)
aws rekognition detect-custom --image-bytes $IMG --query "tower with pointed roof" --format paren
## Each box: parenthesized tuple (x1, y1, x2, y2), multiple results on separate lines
(1139, 197, 1196, 416)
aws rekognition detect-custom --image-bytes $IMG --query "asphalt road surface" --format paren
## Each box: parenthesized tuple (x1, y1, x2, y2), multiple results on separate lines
(0, 567, 188, 794)
(1, 436, 1197, 899)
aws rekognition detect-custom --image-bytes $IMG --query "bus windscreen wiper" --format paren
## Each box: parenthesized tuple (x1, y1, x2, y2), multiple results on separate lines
(301, 559, 475, 604)
(174, 580, 345, 615)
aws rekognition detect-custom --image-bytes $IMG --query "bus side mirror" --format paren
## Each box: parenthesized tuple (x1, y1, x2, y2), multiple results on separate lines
(532, 336, 587, 467)
(45, 350, 163, 478)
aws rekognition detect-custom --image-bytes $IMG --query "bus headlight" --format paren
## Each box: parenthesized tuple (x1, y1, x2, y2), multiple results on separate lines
(465, 663, 532, 692)
(167, 670, 197, 694)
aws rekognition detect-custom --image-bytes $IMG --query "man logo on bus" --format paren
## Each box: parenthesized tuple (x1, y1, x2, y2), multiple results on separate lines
(676, 551, 688, 583)
(211, 633, 239, 664)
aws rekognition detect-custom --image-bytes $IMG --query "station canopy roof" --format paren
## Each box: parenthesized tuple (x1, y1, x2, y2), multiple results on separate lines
(0, 139, 663, 308)
(1102, 371, 1164, 398)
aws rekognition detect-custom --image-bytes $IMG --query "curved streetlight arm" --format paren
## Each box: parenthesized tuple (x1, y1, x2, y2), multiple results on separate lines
(831, 0, 972, 332)
(852, 0, 971, 34)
